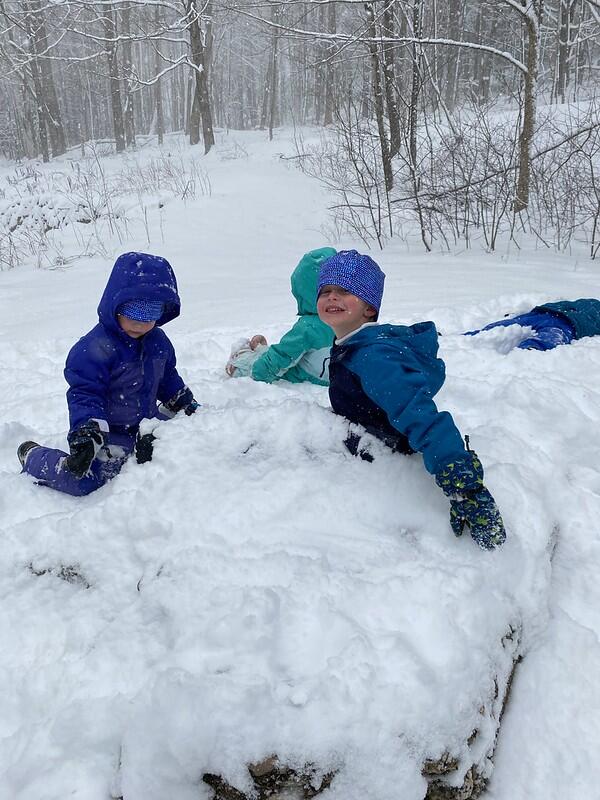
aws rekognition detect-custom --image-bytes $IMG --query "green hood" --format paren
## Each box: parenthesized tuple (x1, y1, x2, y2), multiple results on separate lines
(290, 247, 337, 316)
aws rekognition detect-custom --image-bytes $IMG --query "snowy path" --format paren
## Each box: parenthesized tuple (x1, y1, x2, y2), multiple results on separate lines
(1, 131, 600, 799)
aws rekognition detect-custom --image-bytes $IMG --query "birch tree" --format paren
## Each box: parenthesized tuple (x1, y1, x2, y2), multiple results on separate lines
(505, 0, 545, 212)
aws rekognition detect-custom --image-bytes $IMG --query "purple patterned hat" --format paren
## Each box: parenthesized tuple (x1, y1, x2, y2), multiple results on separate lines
(317, 250, 385, 310)
(117, 299, 164, 322)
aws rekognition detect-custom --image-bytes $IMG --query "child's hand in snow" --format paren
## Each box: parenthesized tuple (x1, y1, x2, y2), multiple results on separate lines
(448, 487, 506, 550)
(66, 420, 105, 477)
(250, 335, 267, 350)
(435, 449, 506, 550)
(226, 337, 268, 377)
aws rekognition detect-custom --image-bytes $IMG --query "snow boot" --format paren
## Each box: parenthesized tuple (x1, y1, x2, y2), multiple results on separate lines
(17, 441, 40, 467)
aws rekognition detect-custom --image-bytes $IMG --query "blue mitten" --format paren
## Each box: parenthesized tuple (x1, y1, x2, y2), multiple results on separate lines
(435, 450, 506, 550)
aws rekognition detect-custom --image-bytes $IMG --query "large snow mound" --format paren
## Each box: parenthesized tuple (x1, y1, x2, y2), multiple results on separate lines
(2, 322, 593, 799)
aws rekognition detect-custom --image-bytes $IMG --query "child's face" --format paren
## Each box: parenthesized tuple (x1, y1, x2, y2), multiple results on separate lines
(117, 314, 156, 339)
(317, 285, 377, 338)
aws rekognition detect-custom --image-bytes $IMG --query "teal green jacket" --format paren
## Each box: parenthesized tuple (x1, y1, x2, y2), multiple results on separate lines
(534, 299, 600, 340)
(252, 247, 336, 385)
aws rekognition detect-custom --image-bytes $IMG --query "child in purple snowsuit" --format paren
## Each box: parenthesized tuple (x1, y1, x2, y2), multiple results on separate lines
(17, 252, 198, 496)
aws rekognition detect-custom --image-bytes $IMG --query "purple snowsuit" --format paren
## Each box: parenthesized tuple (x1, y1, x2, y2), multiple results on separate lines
(23, 252, 187, 496)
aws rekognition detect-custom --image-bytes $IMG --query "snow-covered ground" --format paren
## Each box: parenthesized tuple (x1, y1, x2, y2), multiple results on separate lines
(1, 130, 599, 800)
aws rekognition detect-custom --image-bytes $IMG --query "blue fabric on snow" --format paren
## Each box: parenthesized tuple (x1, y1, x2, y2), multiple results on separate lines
(465, 310, 575, 351)
(329, 323, 467, 475)
(65, 252, 186, 433)
(318, 250, 385, 311)
(23, 432, 135, 497)
(534, 299, 600, 341)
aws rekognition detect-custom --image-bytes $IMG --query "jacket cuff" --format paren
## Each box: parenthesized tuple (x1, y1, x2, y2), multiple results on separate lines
(435, 450, 484, 496)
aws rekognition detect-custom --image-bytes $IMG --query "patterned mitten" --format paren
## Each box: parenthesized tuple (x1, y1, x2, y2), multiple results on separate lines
(435, 450, 506, 550)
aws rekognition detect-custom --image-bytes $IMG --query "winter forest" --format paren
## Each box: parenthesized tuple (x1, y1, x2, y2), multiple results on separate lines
(1, 0, 600, 252)
(2, 1, 600, 800)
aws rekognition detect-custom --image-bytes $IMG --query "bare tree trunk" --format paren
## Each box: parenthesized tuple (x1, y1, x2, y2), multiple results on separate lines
(0, 0, 30, 158)
(27, 0, 66, 157)
(33, 3, 66, 156)
(203, 0, 215, 149)
(444, 0, 463, 111)
(555, 0, 578, 103)
(188, 0, 215, 152)
(430, 0, 439, 102)
(473, 3, 484, 102)
(23, 6, 49, 161)
(323, 1, 336, 125)
(382, 0, 401, 157)
(480, 10, 498, 104)
(122, 2, 136, 147)
(268, 1, 280, 139)
(472, 2, 497, 104)
(408, 0, 423, 170)
(360, 56, 370, 119)
(104, 4, 125, 153)
(186, 72, 194, 137)
(29, 57, 49, 162)
(154, 5, 164, 145)
(178, 65, 187, 131)
(205, 0, 214, 94)
(189, 87, 200, 143)
(514, 0, 544, 212)
(556, 1, 568, 102)
(259, 60, 271, 130)
(365, 2, 393, 192)
(38, 62, 66, 156)
(237, 31, 245, 128)
(246, 63, 257, 128)
(22, 79, 39, 158)
(314, 3, 326, 123)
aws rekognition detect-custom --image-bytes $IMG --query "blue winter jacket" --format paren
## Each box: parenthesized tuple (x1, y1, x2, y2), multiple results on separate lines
(329, 323, 467, 475)
(64, 252, 186, 436)
(534, 299, 600, 340)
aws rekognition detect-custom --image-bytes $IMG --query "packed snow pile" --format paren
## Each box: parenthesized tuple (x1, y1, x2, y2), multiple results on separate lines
(0, 321, 595, 800)
(1, 130, 600, 800)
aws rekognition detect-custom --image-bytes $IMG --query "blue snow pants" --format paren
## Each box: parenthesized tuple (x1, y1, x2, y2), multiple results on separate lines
(465, 311, 575, 351)
(23, 431, 136, 497)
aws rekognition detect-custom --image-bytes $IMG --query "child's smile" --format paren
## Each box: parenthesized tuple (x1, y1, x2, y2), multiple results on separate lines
(317, 285, 376, 339)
